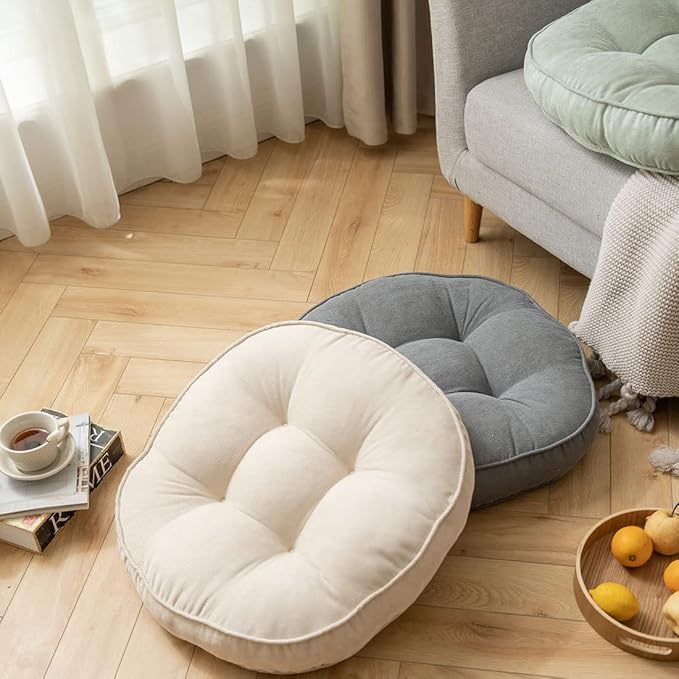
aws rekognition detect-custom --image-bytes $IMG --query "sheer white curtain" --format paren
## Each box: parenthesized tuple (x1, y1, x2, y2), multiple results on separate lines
(0, 0, 341, 246)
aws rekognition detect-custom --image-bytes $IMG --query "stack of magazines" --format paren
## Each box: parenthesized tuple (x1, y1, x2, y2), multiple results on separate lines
(0, 409, 125, 553)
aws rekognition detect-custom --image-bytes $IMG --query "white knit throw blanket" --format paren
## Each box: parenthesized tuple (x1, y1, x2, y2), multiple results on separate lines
(572, 170, 679, 432)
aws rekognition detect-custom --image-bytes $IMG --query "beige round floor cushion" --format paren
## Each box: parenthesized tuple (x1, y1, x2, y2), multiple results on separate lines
(116, 322, 474, 674)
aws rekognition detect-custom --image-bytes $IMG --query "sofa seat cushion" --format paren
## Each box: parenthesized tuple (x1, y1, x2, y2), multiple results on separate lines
(116, 321, 474, 674)
(303, 274, 598, 509)
(464, 69, 633, 238)
(524, 0, 679, 175)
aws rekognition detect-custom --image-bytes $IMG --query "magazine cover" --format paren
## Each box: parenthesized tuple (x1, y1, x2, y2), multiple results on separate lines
(0, 412, 125, 552)
(0, 413, 90, 520)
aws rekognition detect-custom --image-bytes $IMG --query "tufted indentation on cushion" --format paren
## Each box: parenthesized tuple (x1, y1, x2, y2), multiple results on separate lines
(303, 274, 598, 508)
(117, 321, 474, 674)
(524, 0, 679, 174)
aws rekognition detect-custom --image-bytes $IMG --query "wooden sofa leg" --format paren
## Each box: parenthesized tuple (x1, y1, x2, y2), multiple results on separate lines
(463, 196, 482, 243)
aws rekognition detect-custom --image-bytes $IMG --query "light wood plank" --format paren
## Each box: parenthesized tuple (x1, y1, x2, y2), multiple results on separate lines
(0, 251, 36, 311)
(513, 233, 553, 259)
(44, 527, 141, 679)
(276, 657, 400, 679)
(100, 393, 167, 460)
(549, 432, 612, 518)
(611, 406, 672, 512)
(117, 358, 204, 398)
(52, 354, 128, 422)
(238, 125, 324, 241)
(272, 129, 357, 272)
(510, 256, 560, 317)
(429, 176, 460, 200)
(309, 146, 395, 302)
(399, 661, 545, 679)
(558, 263, 589, 325)
(121, 181, 212, 210)
(361, 605, 676, 679)
(0, 283, 64, 395)
(414, 196, 465, 274)
(364, 173, 433, 281)
(418, 555, 580, 620)
(498, 488, 549, 514)
(0, 317, 94, 422)
(197, 156, 229, 186)
(144, 397, 176, 449)
(451, 509, 595, 566)
(0, 396, 158, 679)
(194, 158, 226, 185)
(0, 544, 32, 618)
(204, 140, 274, 214)
(462, 212, 513, 282)
(54, 287, 309, 331)
(40, 394, 163, 679)
(120, 161, 222, 209)
(113, 204, 241, 238)
(25, 255, 313, 302)
(115, 608, 194, 679)
(393, 149, 440, 175)
(84, 321, 241, 362)
(1, 225, 276, 269)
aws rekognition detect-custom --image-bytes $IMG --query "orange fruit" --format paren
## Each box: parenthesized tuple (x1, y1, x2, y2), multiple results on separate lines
(664, 560, 679, 591)
(611, 526, 653, 568)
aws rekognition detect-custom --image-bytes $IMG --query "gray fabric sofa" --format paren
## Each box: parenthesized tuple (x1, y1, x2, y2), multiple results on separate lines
(428, 0, 634, 278)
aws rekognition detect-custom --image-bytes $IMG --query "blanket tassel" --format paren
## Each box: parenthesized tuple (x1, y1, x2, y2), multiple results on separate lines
(649, 446, 679, 477)
(570, 323, 660, 434)
(587, 351, 608, 379)
(627, 396, 657, 433)
(598, 382, 641, 433)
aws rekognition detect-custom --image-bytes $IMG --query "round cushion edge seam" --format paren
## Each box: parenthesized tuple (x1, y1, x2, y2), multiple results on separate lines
(115, 320, 474, 646)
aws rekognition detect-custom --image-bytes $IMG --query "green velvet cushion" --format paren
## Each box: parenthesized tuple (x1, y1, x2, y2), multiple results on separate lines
(524, 0, 679, 175)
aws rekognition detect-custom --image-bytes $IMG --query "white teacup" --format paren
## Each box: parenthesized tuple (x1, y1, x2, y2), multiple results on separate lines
(0, 411, 70, 473)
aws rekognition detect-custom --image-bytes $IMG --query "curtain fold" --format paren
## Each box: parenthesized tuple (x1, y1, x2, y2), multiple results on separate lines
(340, 0, 433, 145)
(0, 0, 343, 246)
(0, 0, 431, 246)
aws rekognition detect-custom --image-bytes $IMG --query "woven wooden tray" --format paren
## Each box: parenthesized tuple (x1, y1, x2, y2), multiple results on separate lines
(575, 508, 679, 661)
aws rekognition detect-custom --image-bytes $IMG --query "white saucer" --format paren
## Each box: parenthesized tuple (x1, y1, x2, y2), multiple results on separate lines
(0, 435, 76, 481)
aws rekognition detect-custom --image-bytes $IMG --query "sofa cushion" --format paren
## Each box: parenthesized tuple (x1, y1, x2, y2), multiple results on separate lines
(116, 321, 474, 674)
(303, 274, 598, 509)
(524, 0, 679, 175)
(465, 69, 633, 238)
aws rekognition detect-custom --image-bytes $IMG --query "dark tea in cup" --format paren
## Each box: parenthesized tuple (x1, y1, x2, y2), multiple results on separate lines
(10, 428, 49, 451)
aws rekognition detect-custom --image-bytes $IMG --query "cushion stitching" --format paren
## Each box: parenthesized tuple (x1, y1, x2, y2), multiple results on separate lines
(302, 274, 597, 460)
(116, 320, 473, 646)
(292, 424, 351, 473)
(538, 118, 679, 175)
(224, 498, 289, 550)
(444, 288, 460, 340)
(527, 35, 679, 121)
(156, 448, 220, 501)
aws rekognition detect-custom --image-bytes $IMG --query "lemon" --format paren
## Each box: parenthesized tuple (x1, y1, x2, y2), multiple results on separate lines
(589, 582, 639, 621)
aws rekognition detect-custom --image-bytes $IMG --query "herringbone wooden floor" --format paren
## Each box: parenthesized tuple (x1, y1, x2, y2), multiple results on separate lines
(0, 119, 677, 678)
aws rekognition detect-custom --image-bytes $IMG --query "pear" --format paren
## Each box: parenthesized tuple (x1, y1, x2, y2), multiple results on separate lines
(662, 592, 679, 636)
(645, 504, 679, 556)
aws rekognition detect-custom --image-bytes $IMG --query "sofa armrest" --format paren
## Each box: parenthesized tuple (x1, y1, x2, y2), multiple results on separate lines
(429, 0, 588, 182)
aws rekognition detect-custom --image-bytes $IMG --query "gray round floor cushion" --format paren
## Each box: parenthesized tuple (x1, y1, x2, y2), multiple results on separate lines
(303, 274, 598, 508)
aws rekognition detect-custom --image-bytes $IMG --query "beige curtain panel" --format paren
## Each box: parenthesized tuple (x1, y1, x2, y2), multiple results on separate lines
(340, 0, 434, 146)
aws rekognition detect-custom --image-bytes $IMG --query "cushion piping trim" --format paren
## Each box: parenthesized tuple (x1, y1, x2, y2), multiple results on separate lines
(530, 100, 679, 175)
(303, 273, 598, 471)
(116, 320, 473, 646)
(526, 23, 679, 121)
